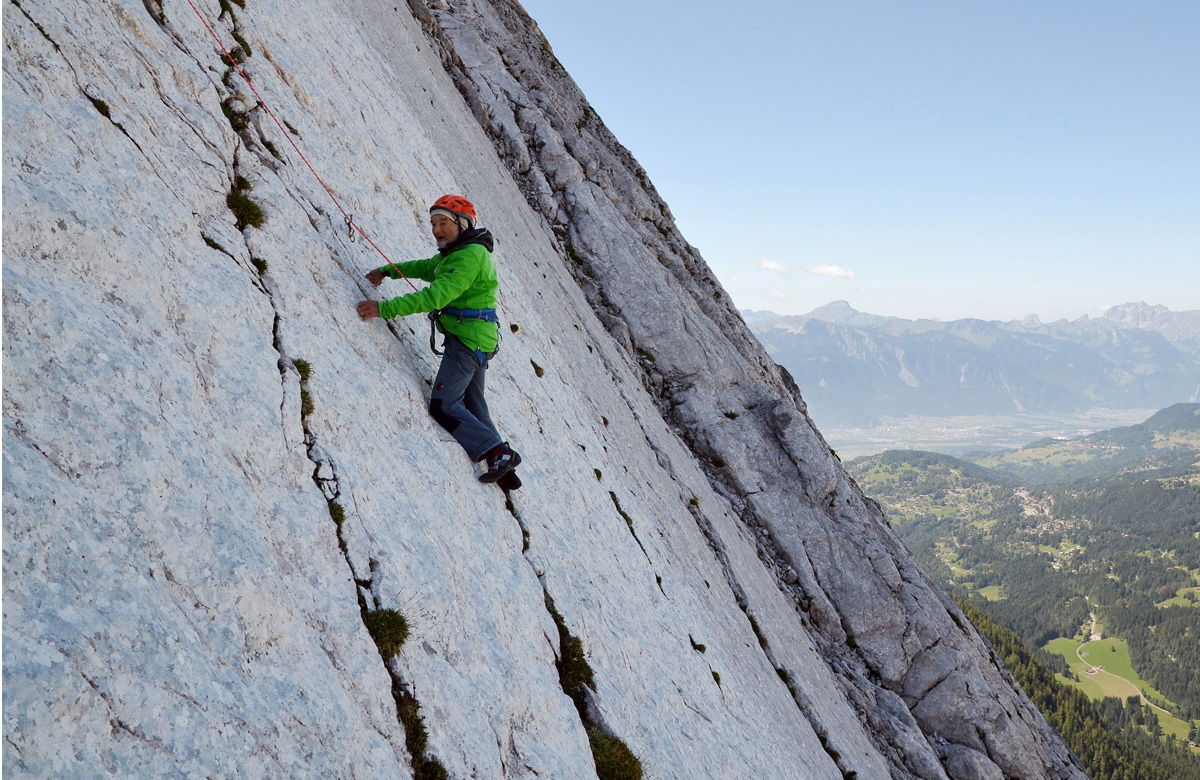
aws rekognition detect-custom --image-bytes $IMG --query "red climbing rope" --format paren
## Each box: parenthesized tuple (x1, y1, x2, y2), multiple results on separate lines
(183, 0, 418, 291)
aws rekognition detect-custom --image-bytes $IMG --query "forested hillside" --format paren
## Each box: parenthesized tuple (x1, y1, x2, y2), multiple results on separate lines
(853, 455, 1199, 713)
(961, 600, 1200, 780)
(971, 403, 1200, 484)
(849, 409, 1200, 775)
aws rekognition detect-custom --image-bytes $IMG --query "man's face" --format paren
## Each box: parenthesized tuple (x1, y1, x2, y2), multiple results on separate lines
(431, 214, 461, 249)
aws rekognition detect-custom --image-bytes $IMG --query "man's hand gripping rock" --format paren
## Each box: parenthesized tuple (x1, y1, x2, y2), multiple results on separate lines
(357, 268, 386, 320)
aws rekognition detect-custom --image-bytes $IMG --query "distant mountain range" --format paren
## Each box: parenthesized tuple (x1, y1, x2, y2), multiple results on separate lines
(745, 301, 1200, 426)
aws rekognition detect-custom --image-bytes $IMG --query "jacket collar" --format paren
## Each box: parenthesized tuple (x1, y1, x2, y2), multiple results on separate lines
(439, 227, 494, 255)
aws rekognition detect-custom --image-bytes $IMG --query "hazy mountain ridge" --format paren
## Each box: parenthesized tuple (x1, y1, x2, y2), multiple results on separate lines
(1101, 302, 1200, 353)
(746, 302, 1200, 426)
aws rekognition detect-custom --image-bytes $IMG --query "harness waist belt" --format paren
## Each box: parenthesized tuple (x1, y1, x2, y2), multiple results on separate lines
(441, 307, 498, 323)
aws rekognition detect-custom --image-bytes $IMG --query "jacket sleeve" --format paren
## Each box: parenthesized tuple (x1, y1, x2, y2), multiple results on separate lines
(377, 247, 482, 319)
(379, 256, 438, 283)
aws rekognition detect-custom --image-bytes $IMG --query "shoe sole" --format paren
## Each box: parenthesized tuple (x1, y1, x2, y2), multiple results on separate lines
(479, 451, 522, 483)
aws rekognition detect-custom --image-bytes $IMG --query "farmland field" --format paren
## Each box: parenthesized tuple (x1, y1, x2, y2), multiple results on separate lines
(1043, 637, 1197, 744)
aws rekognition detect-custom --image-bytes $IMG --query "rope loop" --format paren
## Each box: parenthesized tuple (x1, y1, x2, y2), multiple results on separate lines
(183, 0, 417, 291)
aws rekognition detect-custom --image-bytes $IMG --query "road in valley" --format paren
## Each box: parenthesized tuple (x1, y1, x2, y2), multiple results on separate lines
(1075, 623, 1172, 720)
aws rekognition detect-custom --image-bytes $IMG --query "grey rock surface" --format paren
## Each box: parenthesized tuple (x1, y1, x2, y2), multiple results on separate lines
(4, 0, 1085, 778)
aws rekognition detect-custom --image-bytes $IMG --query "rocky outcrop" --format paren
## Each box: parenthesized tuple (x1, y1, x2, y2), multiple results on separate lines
(4, 0, 1084, 778)
(1101, 301, 1200, 358)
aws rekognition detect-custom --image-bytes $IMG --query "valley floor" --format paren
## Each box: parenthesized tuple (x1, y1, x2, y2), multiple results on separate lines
(1044, 635, 1199, 750)
(824, 408, 1155, 459)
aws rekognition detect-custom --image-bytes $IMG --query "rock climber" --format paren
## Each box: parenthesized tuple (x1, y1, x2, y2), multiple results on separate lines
(357, 195, 522, 489)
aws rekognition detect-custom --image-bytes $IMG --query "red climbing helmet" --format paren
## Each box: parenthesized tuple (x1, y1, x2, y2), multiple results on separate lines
(430, 195, 476, 230)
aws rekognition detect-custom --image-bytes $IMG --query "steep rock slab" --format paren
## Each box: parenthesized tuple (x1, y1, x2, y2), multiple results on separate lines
(6, 0, 863, 778)
(2, 4, 409, 776)
(4, 0, 1090, 777)
(414, 1, 1089, 777)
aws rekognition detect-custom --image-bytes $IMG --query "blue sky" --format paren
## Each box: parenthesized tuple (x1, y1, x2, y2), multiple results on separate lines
(518, 1, 1199, 322)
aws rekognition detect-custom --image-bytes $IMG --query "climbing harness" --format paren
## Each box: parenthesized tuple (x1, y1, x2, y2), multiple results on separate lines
(442, 307, 499, 323)
(427, 307, 499, 357)
(183, 0, 415, 292)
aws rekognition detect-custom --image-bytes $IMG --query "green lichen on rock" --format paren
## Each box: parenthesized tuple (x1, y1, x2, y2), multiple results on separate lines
(544, 593, 642, 779)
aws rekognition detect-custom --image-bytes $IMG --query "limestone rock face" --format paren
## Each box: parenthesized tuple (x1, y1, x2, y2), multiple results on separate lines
(3, 1, 1085, 779)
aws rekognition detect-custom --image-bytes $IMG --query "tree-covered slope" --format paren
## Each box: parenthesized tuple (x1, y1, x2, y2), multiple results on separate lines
(961, 599, 1200, 780)
(970, 402, 1200, 484)
(849, 408, 1200, 736)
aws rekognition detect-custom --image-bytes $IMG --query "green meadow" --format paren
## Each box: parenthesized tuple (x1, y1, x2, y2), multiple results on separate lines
(978, 585, 1003, 601)
(1044, 636, 1198, 746)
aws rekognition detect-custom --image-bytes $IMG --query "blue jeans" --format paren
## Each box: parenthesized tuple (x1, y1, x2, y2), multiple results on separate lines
(428, 336, 503, 462)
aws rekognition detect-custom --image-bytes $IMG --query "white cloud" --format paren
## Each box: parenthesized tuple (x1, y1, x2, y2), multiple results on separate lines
(804, 265, 856, 280)
(756, 259, 789, 276)
(769, 292, 788, 302)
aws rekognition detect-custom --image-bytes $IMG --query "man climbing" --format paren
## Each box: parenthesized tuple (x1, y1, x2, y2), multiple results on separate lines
(357, 195, 522, 489)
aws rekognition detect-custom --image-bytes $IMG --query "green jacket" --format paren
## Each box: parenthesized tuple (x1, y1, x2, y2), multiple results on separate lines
(377, 228, 499, 353)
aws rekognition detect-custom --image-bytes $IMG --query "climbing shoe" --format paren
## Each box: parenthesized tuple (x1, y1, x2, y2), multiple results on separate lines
(479, 442, 521, 483)
(497, 470, 522, 491)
